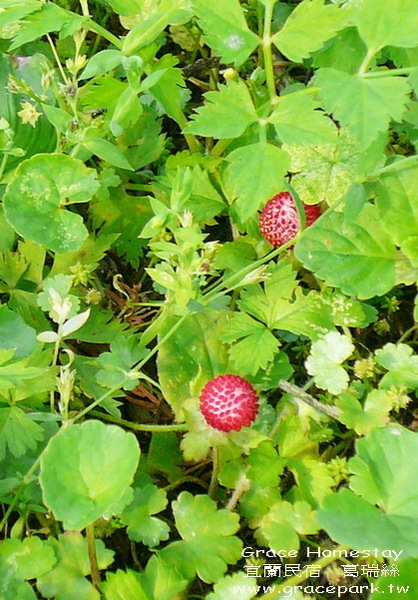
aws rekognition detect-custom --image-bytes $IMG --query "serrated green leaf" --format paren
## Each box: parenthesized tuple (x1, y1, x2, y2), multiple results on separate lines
(336, 390, 392, 435)
(40, 420, 140, 530)
(223, 142, 289, 221)
(221, 312, 279, 376)
(157, 310, 230, 420)
(283, 130, 364, 205)
(0, 305, 36, 357)
(102, 570, 149, 600)
(287, 458, 335, 507)
(354, 0, 418, 51)
(318, 427, 418, 555)
(257, 500, 319, 553)
(0, 537, 56, 580)
(312, 27, 367, 73)
(375, 162, 418, 251)
(121, 485, 170, 547)
(159, 491, 242, 583)
(314, 68, 411, 148)
(206, 572, 258, 600)
(305, 332, 354, 394)
(148, 67, 189, 126)
(9, 3, 85, 51)
(272, 0, 348, 62)
(140, 555, 189, 600)
(374, 343, 418, 389)
(193, 0, 260, 66)
(247, 441, 285, 487)
(270, 91, 337, 145)
(37, 532, 114, 600)
(184, 80, 258, 139)
(0, 406, 44, 460)
(295, 204, 399, 298)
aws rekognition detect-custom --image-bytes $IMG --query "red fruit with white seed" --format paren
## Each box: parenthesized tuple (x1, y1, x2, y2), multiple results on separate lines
(199, 374, 259, 432)
(259, 192, 321, 248)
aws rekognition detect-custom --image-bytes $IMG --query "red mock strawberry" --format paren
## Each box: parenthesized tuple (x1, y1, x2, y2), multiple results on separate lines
(259, 192, 321, 248)
(199, 374, 259, 432)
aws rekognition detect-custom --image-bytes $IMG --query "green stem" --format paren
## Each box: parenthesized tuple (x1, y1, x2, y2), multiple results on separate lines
(86, 523, 101, 588)
(360, 66, 414, 78)
(164, 476, 208, 492)
(89, 409, 188, 432)
(368, 154, 418, 178)
(87, 20, 123, 49)
(262, 2, 277, 100)
(208, 446, 220, 499)
(260, 545, 350, 600)
(210, 138, 233, 158)
(398, 324, 418, 344)
(358, 47, 379, 75)
(46, 34, 70, 85)
(0, 152, 9, 183)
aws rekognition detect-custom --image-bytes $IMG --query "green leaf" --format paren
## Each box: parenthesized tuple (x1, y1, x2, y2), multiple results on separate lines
(272, 0, 348, 62)
(40, 420, 140, 530)
(336, 390, 392, 435)
(80, 49, 123, 80)
(121, 485, 170, 547)
(270, 91, 337, 145)
(9, 3, 85, 51)
(140, 555, 189, 600)
(83, 138, 134, 171)
(0, 305, 36, 357)
(0, 536, 56, 580)
(37, 532, 114, 600)
(312, 27, 367, 73)
(282, 130, 377, 206)
(257, 500, 319, 553)
(147, 67, 189, 126)
(221, 312, 279, 376)
(0, 406, 44, 460)
(246, 441, 285, 487)
(184, 80, 258, 139)
(157, 310, 230, 420)
(318, 427, 418, 556)
(206, 572, 257, 600)
(371, 558, 418, 599)
(314, 68, 410, 148)
(159, 491, 242, 583)
(295, 205, 399, 299)
(305, 332, 354, 394)
(287, 458, 335, 507)
(148, 432, 183, 482)
(374, 343, 418, 389)
(375, 162, 418, 252)
(4, 154, 99, 253)
(193, 0, 260, 66)
(354, 0, 418, 50)
(102, 570, 149, 600)
(223, 142, 289, 221)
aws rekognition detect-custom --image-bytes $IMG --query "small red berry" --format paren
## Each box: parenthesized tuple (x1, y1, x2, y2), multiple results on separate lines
(259, 192, 321, 248)
(199, 374, 259, 432)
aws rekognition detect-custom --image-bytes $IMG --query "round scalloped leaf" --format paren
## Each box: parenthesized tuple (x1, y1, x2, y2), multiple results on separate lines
(3, 154, 99, 253)
(295, 204, 398, 299)
(40, 420, 140, 531)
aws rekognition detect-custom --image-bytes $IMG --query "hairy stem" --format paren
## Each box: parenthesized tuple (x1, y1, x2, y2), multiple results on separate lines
(86, 523, 101, 588)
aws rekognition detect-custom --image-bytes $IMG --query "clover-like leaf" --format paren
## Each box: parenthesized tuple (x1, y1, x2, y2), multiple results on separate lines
(256, 500, 319, 553)
(305, 331, 354, 394)
(121, 484, 170, 547)
(4, 155, 99, 253)
(159, 491, 242, 582)
(37, 532, 114, 600)
(374, 343, 418, 389)
(206, 571, 257, 600)
(40, 420, 140, 530)
(354, 0, 418, 51)
(336, 390, 392, 435)
(0, 536, 56, 581)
